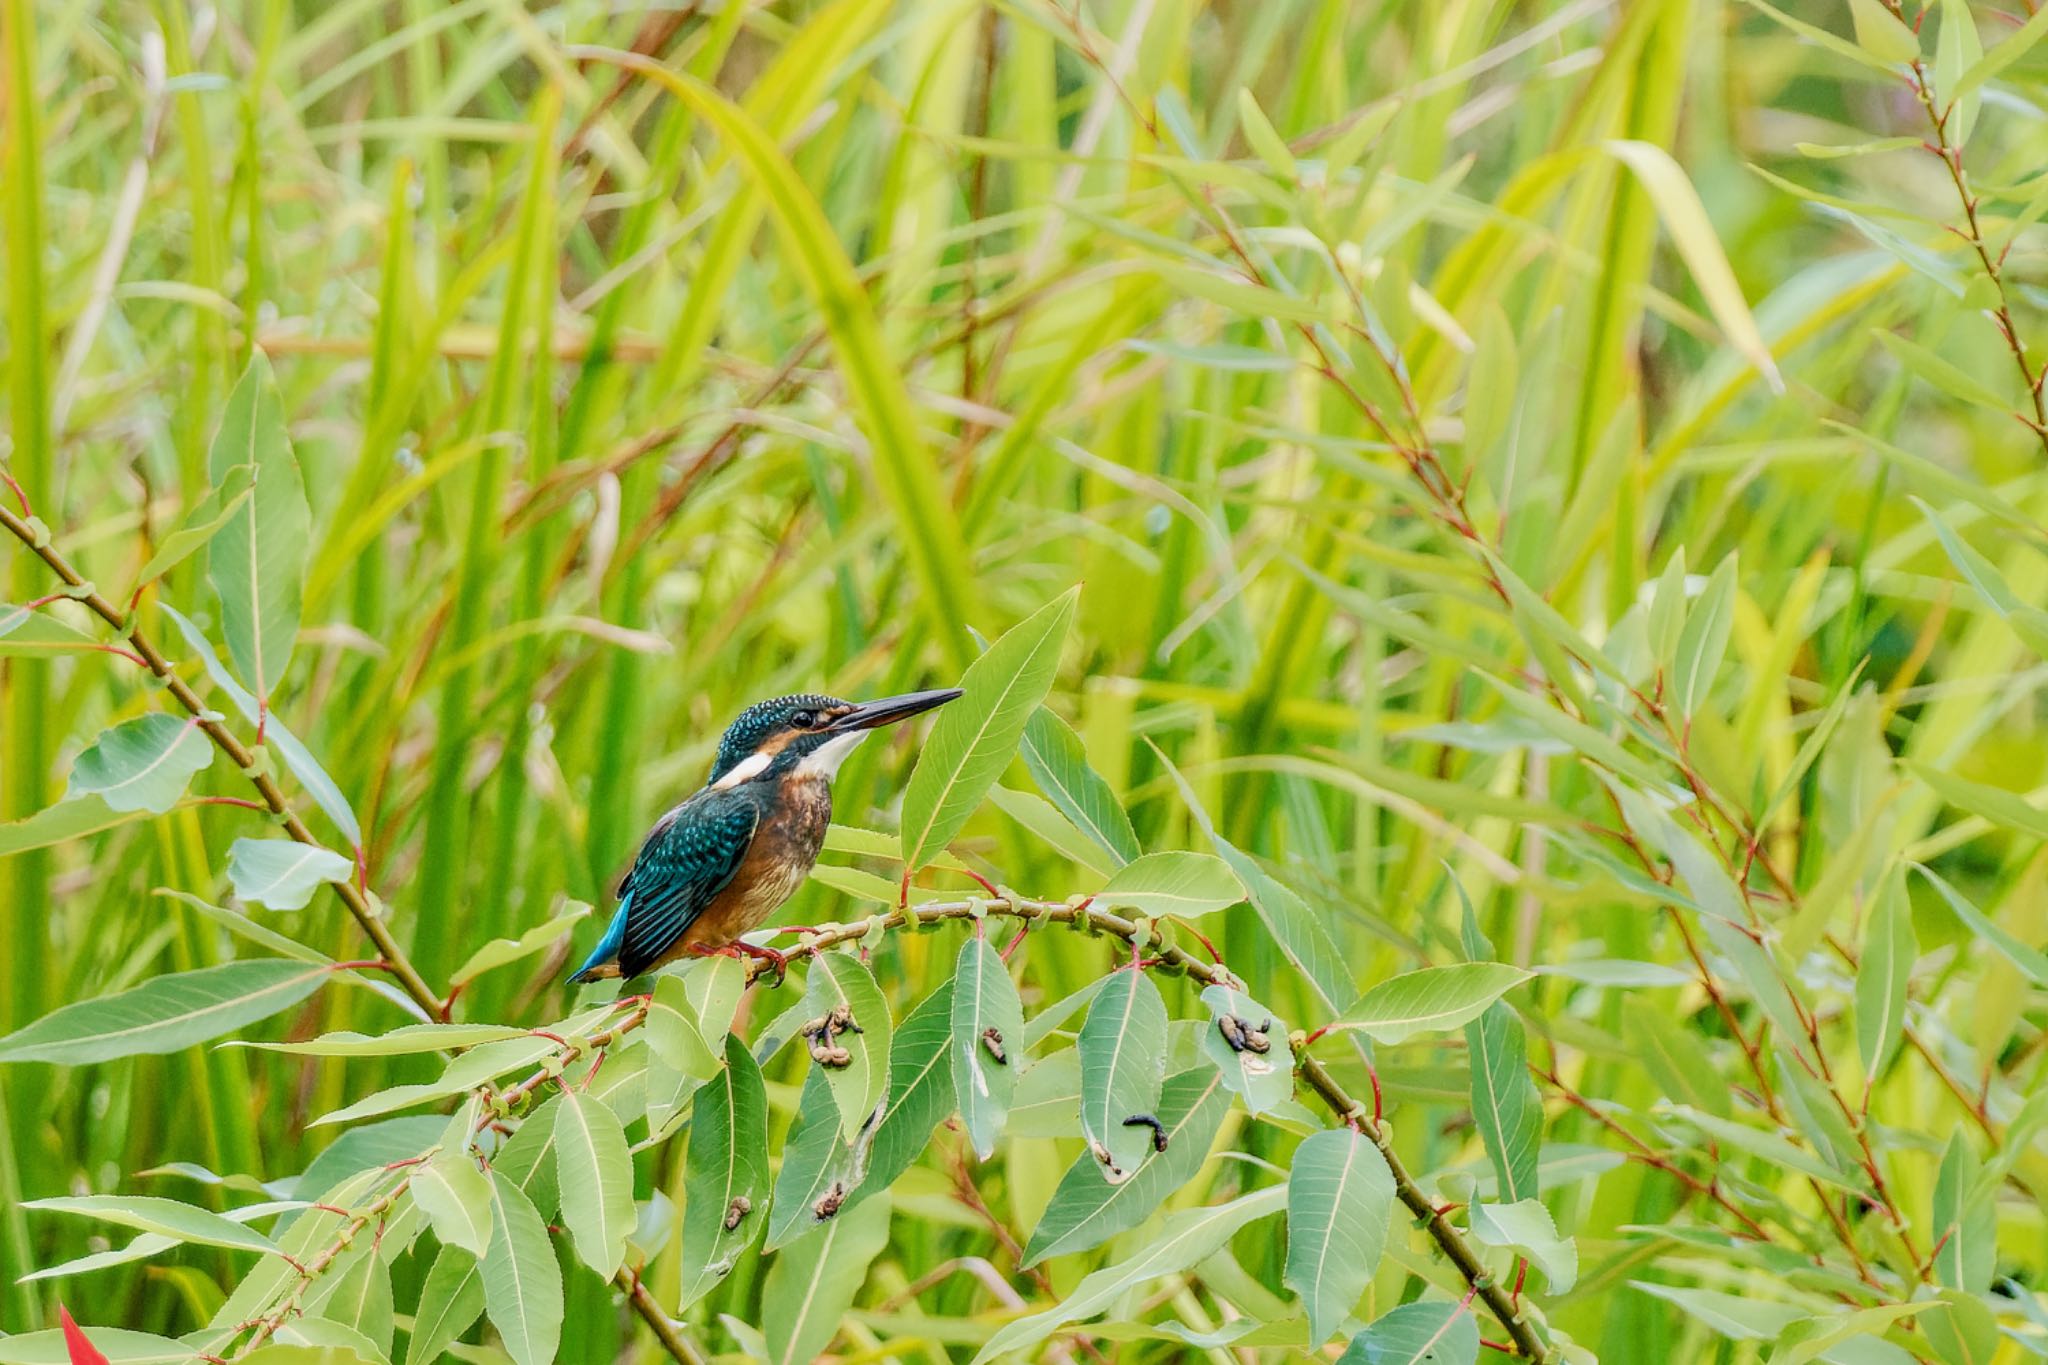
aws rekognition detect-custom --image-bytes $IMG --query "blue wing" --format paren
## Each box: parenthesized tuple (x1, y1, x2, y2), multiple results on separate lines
(570, 788, 759, 982)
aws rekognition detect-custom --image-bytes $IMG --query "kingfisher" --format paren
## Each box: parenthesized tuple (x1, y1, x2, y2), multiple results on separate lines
(569, 688, 961, 984)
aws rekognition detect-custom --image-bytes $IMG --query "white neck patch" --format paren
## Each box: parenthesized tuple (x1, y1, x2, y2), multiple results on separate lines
(710, 750, 772, 791)
(795, 729, 868, 779)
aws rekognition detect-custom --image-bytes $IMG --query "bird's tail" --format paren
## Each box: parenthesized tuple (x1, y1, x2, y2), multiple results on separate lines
(569, 893, 632, 983)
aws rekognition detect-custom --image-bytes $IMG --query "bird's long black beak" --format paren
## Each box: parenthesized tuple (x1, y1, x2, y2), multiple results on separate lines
(829, 688, 962, 732)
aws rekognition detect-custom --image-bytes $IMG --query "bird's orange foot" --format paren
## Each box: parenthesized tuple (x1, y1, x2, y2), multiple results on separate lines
(733, 940, 790, 986)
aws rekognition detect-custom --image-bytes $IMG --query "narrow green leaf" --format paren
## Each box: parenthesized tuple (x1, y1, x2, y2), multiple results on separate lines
(1285, 1127, 1397, 1345)
(1091, 851, 1245, 918)
(1936, 0, 1983, 144)
(1337, 964, 1532, 1045)
(0, 1328, 199, 1364)
(305, 1239, 393, 1357)
(1337, 1300, 1480, 1365)
(1467, 1003, 1541, 1204)
(410, 1149, 493, 1257)
(0, 603, 97, 657)
(23, 1195, 279, 1257)
(1470, 1198, 1577, 1292)
(1607, 143, 1781, 389)
(206, 351, 310, 703)
(1875, 330, 2008, 414)
(972, 1189, 1286, 1364)
(1671, 552, 1737, 716)
(1624, 996, 1730, 1118)
(554, 1087, 634, 1276)
(65, 714, 213, 815)
(951, 936, 1024, 1160)
(450, 902, 590, 987)
(1856, 871, 1916, 1081)
(803, 950, 892, 1140)
(238, 1023, 529, 1057)
(763, 1193, 892, 1365)
(1019, 705, 1140, 865)
(162, 604, 362, 845)
(1078, 967, 1169, 1179)
(1197, 983, 1292, 1115)
(227, 837, 355, 912)
(766, 1069, 859, 1252)
(0, 959, 328, 1065)
(1953, 0, 2048, 99)
(1916, 864, 2048, 986)
(678, 1035, 770, 1309)
(1849, 0, 1920, 63)
(862, 981, 957, 1194)
(899, 588, 1077, 870)
(1236, 88, 1297, 179)
(0, 794, 148, 856)
(1933, 1132, 1994, 1292)
(132, 462, 255, 587)
(987, 785, 1118, 876)
(1023, 1068, 1229, 1264)
(481, 1170, 562, 1365)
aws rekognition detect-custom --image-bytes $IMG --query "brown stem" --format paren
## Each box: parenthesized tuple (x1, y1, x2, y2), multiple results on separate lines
(0, 499, 445, 1019)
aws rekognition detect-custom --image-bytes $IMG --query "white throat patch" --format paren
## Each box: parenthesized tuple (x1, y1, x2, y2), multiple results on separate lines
(710, 750, 772, 791)
(795, 729, 869, 779)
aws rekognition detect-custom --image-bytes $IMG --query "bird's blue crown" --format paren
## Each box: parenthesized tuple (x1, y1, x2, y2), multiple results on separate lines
(710, 692, 848, 783)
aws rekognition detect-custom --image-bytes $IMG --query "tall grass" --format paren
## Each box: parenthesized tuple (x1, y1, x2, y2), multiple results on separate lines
(4, 1, 2048, 1361)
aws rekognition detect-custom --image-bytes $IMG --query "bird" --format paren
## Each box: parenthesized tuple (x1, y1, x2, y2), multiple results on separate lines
(569, 688, 961, 984)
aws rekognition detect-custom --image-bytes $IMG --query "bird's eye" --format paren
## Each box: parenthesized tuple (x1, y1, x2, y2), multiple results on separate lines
(791, 710, 816, 729)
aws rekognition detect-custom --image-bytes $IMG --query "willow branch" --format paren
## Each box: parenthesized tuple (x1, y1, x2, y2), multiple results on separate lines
(0, 499, 445, 1019)
(490, 892, 1553, 1362)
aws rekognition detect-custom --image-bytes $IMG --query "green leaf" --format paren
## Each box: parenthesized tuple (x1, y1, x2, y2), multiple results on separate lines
(1337, 964, 1532, 1045)
(763, 1192, 892, 1365)
(951, 936, 1024, 1160)
(132, 461, 256, 587)
(1770, 1303, 1935, 1365)
(23, 1194, 279, 1257)
(1624, 995, 1729, 1118)
(228, 837, 355, 911)
(1606, 144, 1781, 390)
(1662, 1104, 1865, 1192)
(646, 972, 722, 1082)
(863, 981, 957, 1193)
(65, 713, 213, 814)
(1337, 1301, 1480, 1364)
(972, 1188, 1285, 1364)
(0, 794, 149, 856)
(1470, 1198, 1577, 1292)
(162, 604, 362, 845)
(1023, 1068, 1230, 1264)
(899, 588, 1077, 870)
(450, 902, 590, 987)
(405, 1247, 484, 1365)
(0, 1328, 200, 1364)
(1916, 864, 2048, 986)
(1671, 552, 1737, 716)
(1078, 967, 1169, 1179)
(1936, 0, 1982, 144)
(410, 1148, 494, 1257)
(1933, 1132, 1994, 1292)
(1467, 1003, 1541, 1205)
(1911, 499, 2048, 660)
(1875, 331, 2008, 414)
(1091, 851, 1245, 917)
(1236, 87, 1297, 179)
(1010, 1046, 1083, 1137)
(1848, 0, 1920, 62)
(1856, 870, 1916, 1081)
(802, 950, 892, 1140)
(1953, 0, 2048, 99)
(304, 1238, 393, 1358)
(987, 785, 1119, 876)
(1285, 1126, 1397, 1345)
(1919, 1287, 2000, 1365)
(678, 1034, 770, 1309)
(482, 1170, 563, 1365)
(1198, 983, 1292, 1115)
(238, 1023, 530, 1056)
(554, 1087, 635, 1276)
(0, 959, 328, 1065)
(1018, 705, 1140, 865)
(206, 351, 311, 703)
(766, 1069, 860, 1252)
(0, 603, 98, 657)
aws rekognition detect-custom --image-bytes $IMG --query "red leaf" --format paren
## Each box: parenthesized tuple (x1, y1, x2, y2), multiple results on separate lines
(58, 1306, 111, 1365)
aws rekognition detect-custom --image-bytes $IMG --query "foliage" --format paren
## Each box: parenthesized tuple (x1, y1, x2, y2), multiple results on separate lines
(3, 0, 2048, 1362)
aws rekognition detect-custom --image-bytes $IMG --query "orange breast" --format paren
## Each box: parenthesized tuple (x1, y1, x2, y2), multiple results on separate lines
(669, 777, 831, 961)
